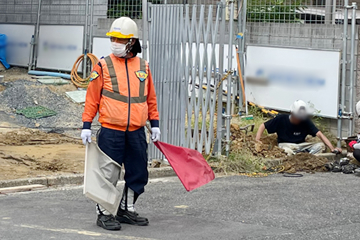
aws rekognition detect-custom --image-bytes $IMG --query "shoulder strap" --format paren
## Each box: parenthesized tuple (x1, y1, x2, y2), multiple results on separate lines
(104, 56, 120, 93)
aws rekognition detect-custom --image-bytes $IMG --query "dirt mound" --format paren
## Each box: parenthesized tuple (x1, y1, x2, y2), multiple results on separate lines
(34, 159, 67, 172)
(230, 124, 287, 159)
(0, 128, 81, 146)
(281, 153, 328, 173)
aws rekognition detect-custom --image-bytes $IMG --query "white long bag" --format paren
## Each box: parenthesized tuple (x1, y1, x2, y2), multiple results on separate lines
(83, 142, 122, 216)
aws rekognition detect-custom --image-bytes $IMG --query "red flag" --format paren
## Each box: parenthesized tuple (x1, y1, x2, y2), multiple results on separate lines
(154, 141, 215, 191)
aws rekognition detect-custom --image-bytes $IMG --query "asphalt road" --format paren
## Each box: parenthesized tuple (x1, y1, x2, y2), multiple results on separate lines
(1, 173, 360, 240)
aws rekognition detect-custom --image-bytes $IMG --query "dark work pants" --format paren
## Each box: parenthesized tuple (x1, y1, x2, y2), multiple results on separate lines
(98, 127, 148, 195)
(353, 149, 360, 163)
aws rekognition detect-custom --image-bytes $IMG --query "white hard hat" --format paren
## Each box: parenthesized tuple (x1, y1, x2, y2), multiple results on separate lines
(356, 101, 360, 117)
(290, 100, 309, 120)
(106, 17, 139, 39)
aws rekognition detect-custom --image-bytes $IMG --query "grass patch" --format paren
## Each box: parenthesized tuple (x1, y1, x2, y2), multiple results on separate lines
(209, 149, 267, 174)
(233, 106, 271, 136)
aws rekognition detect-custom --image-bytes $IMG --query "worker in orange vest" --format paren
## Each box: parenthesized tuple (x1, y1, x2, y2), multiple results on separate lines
(81, 17, 160, 231)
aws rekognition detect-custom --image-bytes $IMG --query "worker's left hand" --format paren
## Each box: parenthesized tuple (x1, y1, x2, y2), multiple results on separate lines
(151, 127, 161, 142)
(332, 147, 343, 154)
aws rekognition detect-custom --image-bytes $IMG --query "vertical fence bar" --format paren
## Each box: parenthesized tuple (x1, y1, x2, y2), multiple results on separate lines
(89, 0, 94, 53)
(337, 0, 349, 147)
(142, 0, 148, 60)
(349, 2, 357, 136)
(216, 1, 225, 155)
(179, 5, 187, 147)
(225, 0, 234, 156)
(83, 0, 89, 77)
(240, 0, 247, 114)
(32, 0, 42, 70)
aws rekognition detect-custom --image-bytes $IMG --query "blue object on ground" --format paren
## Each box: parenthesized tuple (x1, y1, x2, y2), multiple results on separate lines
(28, 70, 71, 80)
(0, 34, 10, 69)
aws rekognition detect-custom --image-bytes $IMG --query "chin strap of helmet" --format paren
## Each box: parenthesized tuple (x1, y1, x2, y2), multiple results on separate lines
(125, 40, 133, 55)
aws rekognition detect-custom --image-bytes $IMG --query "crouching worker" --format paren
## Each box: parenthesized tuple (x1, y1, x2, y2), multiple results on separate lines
(81, 17, 160, 231)
(255, 100, 342, 156)
(349, 101, 360, 164)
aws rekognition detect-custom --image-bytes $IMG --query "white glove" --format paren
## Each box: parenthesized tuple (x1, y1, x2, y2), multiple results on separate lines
(356, 101, 360, 117)
(151, 127, 161, 142)
(81, 129, 92, 145)
(353, 143, 360, 150)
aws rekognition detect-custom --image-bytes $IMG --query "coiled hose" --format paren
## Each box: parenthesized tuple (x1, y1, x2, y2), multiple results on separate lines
(70, 53, 99, 88)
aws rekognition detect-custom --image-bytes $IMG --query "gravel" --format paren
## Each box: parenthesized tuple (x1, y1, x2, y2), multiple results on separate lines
(0, 80, 101, 137)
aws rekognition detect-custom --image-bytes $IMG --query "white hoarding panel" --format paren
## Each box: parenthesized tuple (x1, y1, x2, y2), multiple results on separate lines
(245, 46, 341, 118)
(93, 37, 111, 59)
(0, 24, 35, 67)
(37, 25, 84, 71)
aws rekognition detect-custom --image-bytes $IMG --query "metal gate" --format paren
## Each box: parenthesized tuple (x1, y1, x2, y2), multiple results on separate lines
(147, 2, 236, 160)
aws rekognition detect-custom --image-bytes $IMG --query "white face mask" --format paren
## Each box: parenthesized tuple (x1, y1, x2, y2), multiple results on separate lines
(110, 42, 127, 57)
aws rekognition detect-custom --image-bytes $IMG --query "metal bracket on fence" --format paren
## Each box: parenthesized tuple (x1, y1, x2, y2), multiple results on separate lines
(148, 3, 152, 22)
(339, 111, 353, 119)
(223, 114, 232, 119)
(345, 5, 355, 9)
(217, 2, 224, 20)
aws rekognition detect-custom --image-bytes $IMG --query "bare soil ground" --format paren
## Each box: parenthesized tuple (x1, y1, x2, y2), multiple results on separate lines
(0, 67, 33, 82)
(0, 144, 85, 180)
(0, 129, 85, 180)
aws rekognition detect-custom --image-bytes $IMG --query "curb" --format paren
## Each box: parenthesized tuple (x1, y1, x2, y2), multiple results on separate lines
(0, 167, 175, 189)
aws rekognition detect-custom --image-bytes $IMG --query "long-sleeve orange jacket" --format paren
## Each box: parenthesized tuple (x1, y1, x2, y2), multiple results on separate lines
(82, 54, 159, 131)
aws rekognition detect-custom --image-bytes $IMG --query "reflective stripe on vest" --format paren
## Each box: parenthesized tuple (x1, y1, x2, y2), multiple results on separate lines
(101, 56, 147, 104)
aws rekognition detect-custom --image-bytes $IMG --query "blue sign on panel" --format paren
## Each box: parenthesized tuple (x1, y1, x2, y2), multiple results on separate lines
(0, 34, 10, 69)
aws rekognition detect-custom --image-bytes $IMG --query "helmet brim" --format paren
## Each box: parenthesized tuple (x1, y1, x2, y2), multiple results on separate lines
(106, 31, 137, 39)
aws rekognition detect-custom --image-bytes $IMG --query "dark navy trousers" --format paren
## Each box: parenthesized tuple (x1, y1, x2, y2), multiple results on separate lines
(98, 127, 148, 195)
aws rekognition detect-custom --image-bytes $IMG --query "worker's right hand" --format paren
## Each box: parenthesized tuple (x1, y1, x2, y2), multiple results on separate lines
(81, 129, 92, 145)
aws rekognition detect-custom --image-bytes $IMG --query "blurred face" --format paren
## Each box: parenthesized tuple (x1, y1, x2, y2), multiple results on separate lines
(290, 115, 302, 125)
(110, 37, 136, 57)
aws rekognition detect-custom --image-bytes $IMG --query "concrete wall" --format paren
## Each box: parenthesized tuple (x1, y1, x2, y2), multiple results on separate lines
(0, 0, 107, 25)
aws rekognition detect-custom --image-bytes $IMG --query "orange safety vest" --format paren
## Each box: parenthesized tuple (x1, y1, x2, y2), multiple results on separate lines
(88, 54, 159, 131)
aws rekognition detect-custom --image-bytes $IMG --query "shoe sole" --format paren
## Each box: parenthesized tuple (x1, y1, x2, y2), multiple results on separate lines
(116, 216, 149, 226)
(96, 220, 121, 231)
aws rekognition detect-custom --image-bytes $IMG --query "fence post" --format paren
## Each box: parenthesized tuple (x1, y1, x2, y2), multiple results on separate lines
(31, 0, 42, 70)
(337, 0, 349, 147)
(216, 1, 226, 156)
(142, 0, 149, 60)
(349, 2, 357, 136)
(324, 0, 333, 24)
(89, 0, 94, 53)
(225, 0, 235, 156)
(83, 0, 89, 78)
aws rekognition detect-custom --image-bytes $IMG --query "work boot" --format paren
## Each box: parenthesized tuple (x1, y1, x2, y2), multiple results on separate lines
(116, 208, 149, 226)
(115, 185, 149, 226)
(96, 214, 121, 231)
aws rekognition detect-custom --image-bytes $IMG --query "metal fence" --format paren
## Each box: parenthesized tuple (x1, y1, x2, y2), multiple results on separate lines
(245, 0, 347, 49)
(241, 0, 359, 146)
